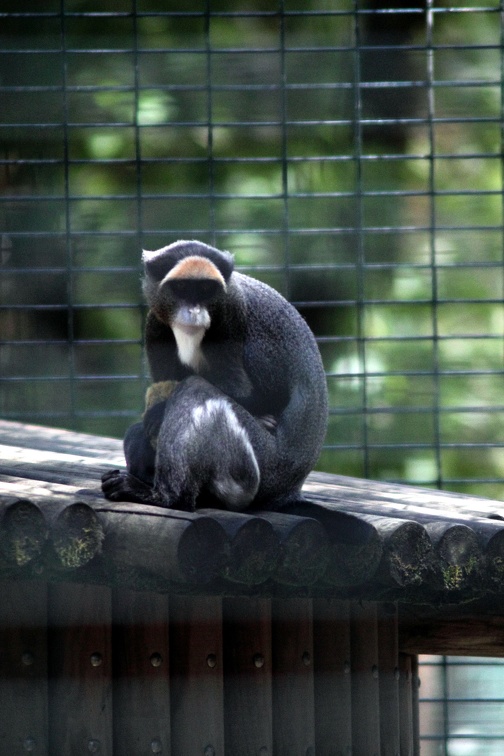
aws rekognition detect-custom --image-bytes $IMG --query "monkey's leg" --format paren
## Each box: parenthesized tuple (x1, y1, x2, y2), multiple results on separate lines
(101, 421, 161, 504)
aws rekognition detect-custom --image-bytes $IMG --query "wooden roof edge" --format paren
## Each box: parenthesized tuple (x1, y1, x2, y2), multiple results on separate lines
(0, 418, 504, 608)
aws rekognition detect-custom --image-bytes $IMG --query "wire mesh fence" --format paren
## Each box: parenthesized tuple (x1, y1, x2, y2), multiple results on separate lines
(1, 2, 504, 751)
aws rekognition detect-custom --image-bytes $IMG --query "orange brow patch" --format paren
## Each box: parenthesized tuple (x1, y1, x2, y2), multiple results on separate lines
(165, 256, 226, 286)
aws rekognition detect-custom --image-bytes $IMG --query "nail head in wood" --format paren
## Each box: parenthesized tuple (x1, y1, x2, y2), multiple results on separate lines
(150, 652, 162, 667)
(253, 653, 265, 668)
(206, 653, 217, 668)
(90, 652, 103, 667)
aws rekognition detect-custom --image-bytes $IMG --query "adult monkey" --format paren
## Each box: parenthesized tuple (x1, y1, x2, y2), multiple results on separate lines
(102, 240, 328, 512)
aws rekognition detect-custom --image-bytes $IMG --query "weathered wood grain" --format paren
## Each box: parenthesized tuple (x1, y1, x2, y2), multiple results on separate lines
(350, 601, 380, 755)
(306, 470, 504, 522)
(48, 582, 113, 755)
(97, 504, 228, 588)
(398, 653, 414, 756)
(0, 580, 48, 754)
(0, 494, 48, 567)
(199, 508, 280, 585)
(377, 604, 400, 756)
(272, 598, 315, 756)
(169, 595, 224, 755)
(258, 511, 330, 585)
(312, 599, 352, 755)
(426, 521, 484, 592)
(223, 597, 273, 756)
(113, 588, 171, 756)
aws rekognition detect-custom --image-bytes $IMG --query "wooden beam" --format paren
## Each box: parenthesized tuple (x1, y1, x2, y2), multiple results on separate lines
(313, 599, 352, 755)
(0, 580, 48, 754)
(169, 595, 224, 755)
(48, 582, 113, 755)
(399, 614, 504, 657)
(112, 588, 171, 756)
(272, 598, 315, 755)
(223, 597, 273, 755)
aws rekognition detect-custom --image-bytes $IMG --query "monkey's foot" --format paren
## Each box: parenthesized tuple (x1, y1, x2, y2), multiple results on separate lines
(101, 469, 157, 505)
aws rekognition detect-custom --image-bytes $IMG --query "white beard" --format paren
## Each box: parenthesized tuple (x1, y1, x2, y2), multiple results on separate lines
(172, 324, 207, 372)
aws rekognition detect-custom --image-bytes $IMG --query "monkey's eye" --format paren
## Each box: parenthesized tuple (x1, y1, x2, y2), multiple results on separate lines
(167, 278, 221, 304)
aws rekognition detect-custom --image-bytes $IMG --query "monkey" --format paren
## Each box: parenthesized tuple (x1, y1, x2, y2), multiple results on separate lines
(101, 239, 328, 512)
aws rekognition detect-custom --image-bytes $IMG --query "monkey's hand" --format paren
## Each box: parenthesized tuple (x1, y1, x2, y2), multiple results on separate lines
(143, 380, 178, 447)
(258, 414, 277, 433)
(101, 468, 161, 505)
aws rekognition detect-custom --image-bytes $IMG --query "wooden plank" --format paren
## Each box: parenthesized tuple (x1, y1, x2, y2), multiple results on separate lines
(271, 598, 315, 756)
(169, 595, 224, 755)
(0, 419, 123, 458)
(350, 601, 380, 755)
(306, 470, 504, 522)
(312, 599, 352, 755)
(199, 508, 280, 585)
(411, 655, 420, 756)
(113, 588, 171, 756)
(377, 604, 400, 756)
(223, 597, 272, 756)
(48, 582, 113, 755)
(399, 615, 504, 657)
(0, 580, 48, 754)
(398, 653, 414, 756)
(0, 442, 119, 489)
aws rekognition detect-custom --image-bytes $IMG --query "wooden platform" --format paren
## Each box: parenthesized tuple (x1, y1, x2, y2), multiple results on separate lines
(1, 419, 504, 754)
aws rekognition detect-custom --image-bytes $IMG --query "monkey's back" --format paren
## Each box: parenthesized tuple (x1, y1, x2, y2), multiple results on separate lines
(234, 272, 328, 502)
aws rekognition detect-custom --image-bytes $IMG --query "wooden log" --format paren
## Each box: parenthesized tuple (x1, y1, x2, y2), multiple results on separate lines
(271, 598, 315, 756)
(0, 494, 48, 567)
(48, 582, 113, 755)
(377, 604, 400, 756)
(199, 508, 280, 585)
(257, 511, 330, 585)
(112, 588, 171, 756)
(223, 597, 273, 755)
(350, 601, 380, 755)
(0, 418, 123, 459)
(0, 579, 48, 754)
(51, 501, 105, 569)
(169, 595, 224, 755)
(358, 515, 433, 589)
(312, 599, 352, 755)
(96, 503, 228, 588)
(0, 441, 118, 488)
(0, 477, 106, 570)
(466, 523, 504, 588)
(306, 470, 504, 522)
(425, 521, 484, 593)
(288, 501, 383, 587)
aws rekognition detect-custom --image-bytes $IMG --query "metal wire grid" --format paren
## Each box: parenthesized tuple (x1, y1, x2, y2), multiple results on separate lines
(2, 4, 504, 752)
(1, 1, 503, 499)
(419, 656, 504, 754)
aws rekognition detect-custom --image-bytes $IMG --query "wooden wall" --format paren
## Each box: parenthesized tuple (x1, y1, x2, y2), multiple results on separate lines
(0, 580, 419, 755)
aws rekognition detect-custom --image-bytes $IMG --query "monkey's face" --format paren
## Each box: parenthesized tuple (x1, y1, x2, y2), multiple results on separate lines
(159, 255, 226, 334)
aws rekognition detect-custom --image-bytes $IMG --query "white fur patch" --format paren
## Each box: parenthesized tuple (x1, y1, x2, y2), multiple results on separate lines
(172, 324, 206, 371)
(190, 398, 260, 509)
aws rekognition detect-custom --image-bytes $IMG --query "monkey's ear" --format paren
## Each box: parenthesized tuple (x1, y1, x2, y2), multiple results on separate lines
(142, 247, 171, 281)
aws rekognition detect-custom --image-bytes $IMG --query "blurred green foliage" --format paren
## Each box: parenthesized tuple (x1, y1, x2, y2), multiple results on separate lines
(1, 0, 503, 497)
